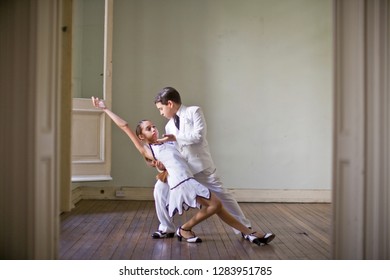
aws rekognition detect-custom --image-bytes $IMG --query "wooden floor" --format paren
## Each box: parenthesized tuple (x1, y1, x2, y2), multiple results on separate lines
(59, 200, 332, 260)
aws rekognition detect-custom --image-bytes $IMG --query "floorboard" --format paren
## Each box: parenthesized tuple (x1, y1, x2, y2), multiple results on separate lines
(59, 200, 332, 260)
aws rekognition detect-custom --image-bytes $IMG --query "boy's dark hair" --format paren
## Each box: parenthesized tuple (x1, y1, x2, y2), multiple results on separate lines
(154, 86, 182, 105)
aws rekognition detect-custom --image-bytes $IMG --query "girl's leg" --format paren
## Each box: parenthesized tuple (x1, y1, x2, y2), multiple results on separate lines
(215, 205, 265, 237)
(187, 194, 266, 239)
(194, 169, 251, 232)
(179, 194, 222, 239)
(210, 197, 276, 244)
(179, 193, 274, 243)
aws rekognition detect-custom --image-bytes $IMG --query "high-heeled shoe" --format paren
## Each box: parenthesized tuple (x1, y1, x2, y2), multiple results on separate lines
(244, 232, 275, 246)
(176, 227, 202, 243)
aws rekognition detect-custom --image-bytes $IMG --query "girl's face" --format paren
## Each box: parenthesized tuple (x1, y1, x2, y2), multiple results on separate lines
(139, 120, 159, 143)
(155, 101, 175, 119)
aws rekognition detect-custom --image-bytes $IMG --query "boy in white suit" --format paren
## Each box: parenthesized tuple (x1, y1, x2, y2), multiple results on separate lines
(151, 86, 252, 239)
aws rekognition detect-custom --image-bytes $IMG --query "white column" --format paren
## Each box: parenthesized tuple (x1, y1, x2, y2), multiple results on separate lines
(364, 0, 390, 259)
(333, 0, 366, 259)
(333, 0, 390, 259)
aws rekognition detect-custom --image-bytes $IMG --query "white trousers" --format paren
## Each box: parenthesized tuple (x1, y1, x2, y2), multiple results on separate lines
(153, 168, 251, 234)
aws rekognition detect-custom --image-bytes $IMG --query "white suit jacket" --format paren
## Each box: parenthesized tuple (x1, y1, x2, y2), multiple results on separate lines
(165, 105, 215, 174)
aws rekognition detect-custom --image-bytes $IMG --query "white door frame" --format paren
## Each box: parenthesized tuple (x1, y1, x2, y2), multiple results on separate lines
(333, 0, 390, 259)
(3, 0, 389, 260)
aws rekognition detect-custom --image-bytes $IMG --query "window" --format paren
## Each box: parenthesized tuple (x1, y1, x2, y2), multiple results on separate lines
(71, 0, 113, 182)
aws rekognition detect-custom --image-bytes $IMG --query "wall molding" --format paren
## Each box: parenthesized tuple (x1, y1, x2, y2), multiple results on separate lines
(71, 186, 331, 206)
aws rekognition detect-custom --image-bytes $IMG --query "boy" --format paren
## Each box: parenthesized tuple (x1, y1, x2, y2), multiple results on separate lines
(151, 87, 252, 238)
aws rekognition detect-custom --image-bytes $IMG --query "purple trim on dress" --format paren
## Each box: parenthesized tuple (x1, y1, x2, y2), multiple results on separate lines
(170, 177, 194, 190)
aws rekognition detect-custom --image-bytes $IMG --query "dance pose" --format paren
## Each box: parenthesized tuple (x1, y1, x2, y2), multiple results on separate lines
(92, 97, 275, 245)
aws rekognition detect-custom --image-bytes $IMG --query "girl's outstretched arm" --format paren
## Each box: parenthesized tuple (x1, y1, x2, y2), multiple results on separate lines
(91, 97, 154, 161)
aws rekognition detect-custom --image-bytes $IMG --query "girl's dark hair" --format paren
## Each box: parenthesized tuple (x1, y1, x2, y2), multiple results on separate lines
(154, 86, 182, 105)
(135, 120, 147, 137)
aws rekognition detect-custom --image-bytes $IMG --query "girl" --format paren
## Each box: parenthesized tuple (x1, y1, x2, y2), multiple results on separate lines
(92, 97, 275, 245)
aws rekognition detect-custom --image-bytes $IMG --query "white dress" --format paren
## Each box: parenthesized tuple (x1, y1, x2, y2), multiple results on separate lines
(149, 142, 210, 217)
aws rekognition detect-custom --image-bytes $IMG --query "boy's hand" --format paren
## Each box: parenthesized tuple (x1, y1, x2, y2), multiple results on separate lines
(157, 134, 176, 143)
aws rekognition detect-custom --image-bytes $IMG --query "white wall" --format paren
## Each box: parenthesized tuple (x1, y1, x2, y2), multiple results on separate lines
(85, 0, 332, 191)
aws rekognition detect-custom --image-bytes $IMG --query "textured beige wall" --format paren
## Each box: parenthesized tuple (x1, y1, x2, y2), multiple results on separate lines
(81, 0, 333, 190)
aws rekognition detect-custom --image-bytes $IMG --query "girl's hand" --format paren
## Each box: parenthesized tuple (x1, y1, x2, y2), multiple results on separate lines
(155, 160, 166, 171)
(91, 96, 107, 109)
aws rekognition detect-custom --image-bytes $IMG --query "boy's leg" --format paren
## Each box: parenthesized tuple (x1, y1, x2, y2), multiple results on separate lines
(152, 180, 175, 238)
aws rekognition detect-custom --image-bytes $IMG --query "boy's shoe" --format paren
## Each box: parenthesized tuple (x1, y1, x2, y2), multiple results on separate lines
(151, 230, 175, 239)
(245, 232, 276, 246)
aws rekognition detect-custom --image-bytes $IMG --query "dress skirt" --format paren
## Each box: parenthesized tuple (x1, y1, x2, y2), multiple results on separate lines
(166, 178, 211, 217)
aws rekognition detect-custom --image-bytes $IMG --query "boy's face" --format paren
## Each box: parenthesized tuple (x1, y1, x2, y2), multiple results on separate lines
(155, 101, 175, 119)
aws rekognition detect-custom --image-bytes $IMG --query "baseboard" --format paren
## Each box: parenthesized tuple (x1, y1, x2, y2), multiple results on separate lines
(72, 186, 331, 203)
(228, 188, 331, 203)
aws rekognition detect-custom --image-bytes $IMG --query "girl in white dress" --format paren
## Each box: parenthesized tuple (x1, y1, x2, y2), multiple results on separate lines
(92, 97, 275, 245)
